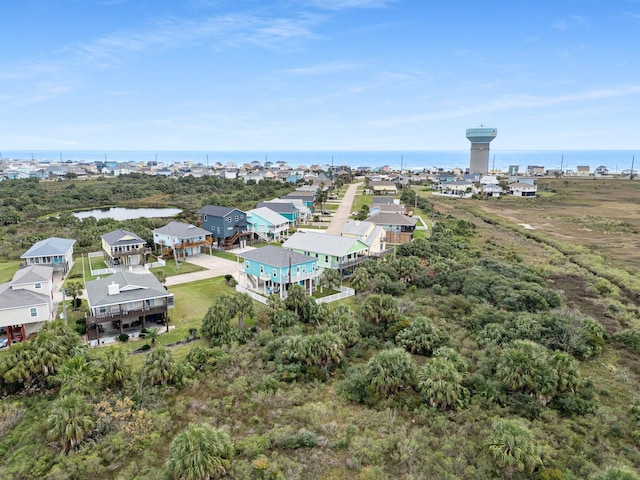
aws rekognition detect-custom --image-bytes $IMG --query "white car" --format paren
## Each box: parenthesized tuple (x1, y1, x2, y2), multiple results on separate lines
(0, 338, 8, 349)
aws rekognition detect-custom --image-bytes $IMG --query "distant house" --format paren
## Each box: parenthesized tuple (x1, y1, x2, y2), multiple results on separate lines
(594, 165, 609, 176)
(85, 270, 174, 344)
(371, 196, 399, 205)
(508, 182, 538, 197)
(341, 220, 391, 257)
(283, 231, 369, 274)
(246, 207, 291, 242)
(439, 180, 474, 194)
(101, 230, 150, 268)
(367, 212, 417, 244)
(576, 165, 590, 176)
(369, 203, 406, 216)
(369, 181, 397, 195)
(257, 201, 301, 224)
(152, 221, 213, 260)
(0, 265, 54, 344)
(197, 205, 250, 250)
(21, 237, 75, 273)
(527, 165, 545, 176)
(281, 191, 316, 211)
(237, 245, 319, 299)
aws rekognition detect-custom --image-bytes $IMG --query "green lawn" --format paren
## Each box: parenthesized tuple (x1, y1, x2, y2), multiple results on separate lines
(150, 259, 204, 276)
(0, 261, 20, 284)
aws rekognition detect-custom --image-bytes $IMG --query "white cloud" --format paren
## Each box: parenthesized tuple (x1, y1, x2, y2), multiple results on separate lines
(306, 0, 397, 10)
(280, 62, 364, 75)
(552, 15, 589, 31)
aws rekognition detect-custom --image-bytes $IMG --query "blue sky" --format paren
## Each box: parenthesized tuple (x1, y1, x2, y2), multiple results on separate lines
(1, 0, 639, 151)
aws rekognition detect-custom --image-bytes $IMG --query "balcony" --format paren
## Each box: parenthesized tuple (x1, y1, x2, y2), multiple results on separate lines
(86, 304, 171, 326)
(110, 247, 152, 258)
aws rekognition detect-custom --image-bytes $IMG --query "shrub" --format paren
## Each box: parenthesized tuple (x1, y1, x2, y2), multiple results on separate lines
(117, 333, 130, 343)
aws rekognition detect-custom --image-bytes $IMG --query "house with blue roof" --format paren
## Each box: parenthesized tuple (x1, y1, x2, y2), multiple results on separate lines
(237, 245, 319, 299)
(21, 237, 76, 273)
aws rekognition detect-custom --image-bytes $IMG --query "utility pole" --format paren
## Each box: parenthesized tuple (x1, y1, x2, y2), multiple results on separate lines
(62, 289, 68, 325)
(631, 155, 636, 180)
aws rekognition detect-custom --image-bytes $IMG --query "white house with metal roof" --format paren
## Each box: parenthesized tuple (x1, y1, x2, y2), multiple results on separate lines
(0, 265, 54, 344)
(282, 231, 369, 274)
(21, 237, 75, 273)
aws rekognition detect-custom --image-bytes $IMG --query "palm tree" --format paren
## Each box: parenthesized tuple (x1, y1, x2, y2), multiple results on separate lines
(319, 268, 341, 293)
(495, 340, 558, 403)
(143, 346, 177, 386)
(53, 355, 101, 396)
(64, 281, 84, 308)
(234, 293, 254, 328)
(201, 296, 234, 341)
(487, 419, 543, 479)
(146, 327, 160, 348)
(285, 284, 308, 316)
(167, 423, 234, 480)
(416, 357, 468, 410)
(46, 394, 96, 453)
(366, 348, 415, 397)
(360, 294, 399, 328)
(101, 347, 131, 387)
(0, 341, 37, 385)
(266, 293, 285, 317)
(551, 351, 581, 393)
(350, 267, 371, 294)
(395, 316, 449, 356)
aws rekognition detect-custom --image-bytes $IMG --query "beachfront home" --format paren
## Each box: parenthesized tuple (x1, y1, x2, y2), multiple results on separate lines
(366, 212, 417, 244)
(85, 270, 174, 344)
(21, 237, 76, 274)
(237, 245, 319, 299)
(101, 229, 150, 268)
(246, 207, 291, 242)
(341, 220, 391, 258)
(152, 221, 212, 261)
(283, 231, 369, 274)
(0, 265, 54, 345)
(197, 205, 250, 250)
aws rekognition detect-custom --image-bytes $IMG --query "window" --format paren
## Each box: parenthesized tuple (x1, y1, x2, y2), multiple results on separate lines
(296, 266, 300, 274)
(34, 282, 42, 289)
(225, 217, 231, 222)
(325, 255, 329, 263)
(260, 265, 264, 274)
(29, 307, 38, 318)
(272, 269, 277, 278)
(203, 215, 208, 222)
(235, 215, 239, 221)
(302, 265, 306, 273)
(245, 261, 250, 269)
(217, 227, 220, 234)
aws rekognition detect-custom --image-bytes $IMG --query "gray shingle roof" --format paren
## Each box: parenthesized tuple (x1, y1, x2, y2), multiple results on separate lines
(11, 265, 53, 285)
(153, 221, 210, 238)
(101, 229, 144, 246)
(0, 283, 50, 310)
(86, 270, 171, 307)
(239, 245, 314, 268)
(341, 220, 376, 236)
(197, 205, 242, 217)
(257, 202, 299, 214)
(21, 237, 75, 259)
(282, 231, 367, 257)
(367, 212, 417, 226)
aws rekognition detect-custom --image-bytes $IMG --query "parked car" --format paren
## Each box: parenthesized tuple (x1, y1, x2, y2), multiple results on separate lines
(0, 338, 8, 349)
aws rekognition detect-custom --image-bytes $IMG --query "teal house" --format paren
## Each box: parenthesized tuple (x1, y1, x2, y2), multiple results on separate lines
(238, 245, 319, 298)
(246, 207, 291, 242)
(257, 202, 300, 224)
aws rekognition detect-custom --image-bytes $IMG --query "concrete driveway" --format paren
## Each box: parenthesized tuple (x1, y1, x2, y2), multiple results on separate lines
(164, 253, 241, 286)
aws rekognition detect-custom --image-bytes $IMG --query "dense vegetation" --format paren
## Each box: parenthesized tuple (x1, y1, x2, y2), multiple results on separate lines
(0, 175, 295, 260)
(0, 176, 639, 479)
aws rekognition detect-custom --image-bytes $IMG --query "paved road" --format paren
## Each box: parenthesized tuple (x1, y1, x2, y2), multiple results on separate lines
(325, 182, 362, 235)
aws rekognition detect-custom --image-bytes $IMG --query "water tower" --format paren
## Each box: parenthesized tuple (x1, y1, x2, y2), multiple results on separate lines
(466, 126, 497, 175)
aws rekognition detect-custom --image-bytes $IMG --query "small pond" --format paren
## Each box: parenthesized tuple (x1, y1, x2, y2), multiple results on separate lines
(73, 207, 182, 221)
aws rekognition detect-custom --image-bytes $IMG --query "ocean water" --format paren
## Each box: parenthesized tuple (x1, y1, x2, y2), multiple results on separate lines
(1, 149, 637, 173)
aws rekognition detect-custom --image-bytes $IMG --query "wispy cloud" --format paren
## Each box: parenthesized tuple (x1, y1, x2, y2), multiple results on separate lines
(367, 84, 640, 127)
(280, 62, 364, 75)
(553, 15, 589, 31)
(307, 0, 397, 10)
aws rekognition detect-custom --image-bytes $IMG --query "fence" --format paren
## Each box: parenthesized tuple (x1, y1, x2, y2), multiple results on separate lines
(315, 286, 355, 304)
(87, 252, 115, 276)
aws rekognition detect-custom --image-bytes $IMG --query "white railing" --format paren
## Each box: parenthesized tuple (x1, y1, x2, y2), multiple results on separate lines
(316, 286, 355, 304)
(235, 284, 269, 304)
